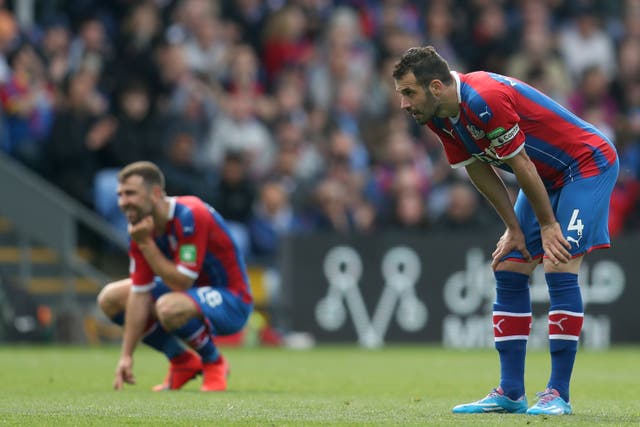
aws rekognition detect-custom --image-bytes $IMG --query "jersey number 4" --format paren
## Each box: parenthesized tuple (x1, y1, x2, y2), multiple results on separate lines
(567, 209, 584, 236)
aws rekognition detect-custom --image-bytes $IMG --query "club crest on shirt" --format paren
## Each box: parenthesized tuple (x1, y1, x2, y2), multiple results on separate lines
(466, 124, 485, 140)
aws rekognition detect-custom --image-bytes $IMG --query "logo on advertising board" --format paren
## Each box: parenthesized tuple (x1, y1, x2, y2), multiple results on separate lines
(315, 246, 428, 348)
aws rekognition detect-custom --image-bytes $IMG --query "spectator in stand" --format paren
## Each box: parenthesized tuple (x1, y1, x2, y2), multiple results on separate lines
(567, 65, 618, 131)
(39, 17, 72, 90)
(431, 180, 495, 231)
(0, 7, 17, 85)
(267, 120, 321, 210)
(183, 14, 230, 81)
(608, 114, 640, 236)
(506, 30, 572, 105)
(68, 15, 112, 77)
(558, 5, 616, 81)
(307, 6, 374, 113)
(422, 0, 463, 71)
(384, 165, 431, 231)
(221, 0, 270, 54)
(366, 128, 431, 219)
(223, 43, 275, 122)
(44, 68, 110, 207)
(202, 91, 275, 179)
(463, 2, 517, 73)
(611, 37, 640, 111)
(212, 150, 256, 258)
(92, 80, 165, 239)
(110, 2, 163, 97)
(0, 42, 55, 171)
(261, 4, 314, 87)
(249, 179, 300, 263)
(158, 127, 216, 203)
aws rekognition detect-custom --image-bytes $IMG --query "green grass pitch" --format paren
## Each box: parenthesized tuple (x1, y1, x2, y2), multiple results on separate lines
(0, 345, 638, 426)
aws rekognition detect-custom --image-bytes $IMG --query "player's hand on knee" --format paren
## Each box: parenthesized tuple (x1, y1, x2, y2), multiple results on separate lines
(541, 222, 572, 265)
(491, 228, 531, 270)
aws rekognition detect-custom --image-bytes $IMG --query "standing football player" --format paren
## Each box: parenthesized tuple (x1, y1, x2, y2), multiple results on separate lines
(97, 161, 253, 391)
(393, 46, 618, 415)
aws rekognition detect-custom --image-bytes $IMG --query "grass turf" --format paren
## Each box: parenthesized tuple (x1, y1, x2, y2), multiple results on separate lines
(0, 345, 638, 426)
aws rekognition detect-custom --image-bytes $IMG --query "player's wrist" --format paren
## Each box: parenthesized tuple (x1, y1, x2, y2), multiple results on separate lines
(540, 221, 559, 230)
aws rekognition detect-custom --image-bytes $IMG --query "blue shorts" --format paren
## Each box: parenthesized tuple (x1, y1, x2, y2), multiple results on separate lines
(505, 160, 619, 262)
(151, 280, 253, 336)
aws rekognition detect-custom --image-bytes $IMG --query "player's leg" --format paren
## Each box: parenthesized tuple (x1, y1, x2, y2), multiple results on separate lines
(528, 163, 617, 415)
(97, 279, 200, 391)
(155, 288, 251, 391)
(97, 278, 187, 359)
(525, 256, 582, 415)
(453, 189, 541, 414)
(451, 260, 537, 414)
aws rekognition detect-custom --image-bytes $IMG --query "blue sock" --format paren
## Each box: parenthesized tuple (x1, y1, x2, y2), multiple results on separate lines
(172, 318, 219, 363)
(110, 312, 186, 360)
(493, 271, 531, 400)
(546, 272, 583, 403)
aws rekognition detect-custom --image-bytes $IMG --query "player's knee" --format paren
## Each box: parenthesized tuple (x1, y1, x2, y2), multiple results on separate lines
(155, 293, 195, 330)
(97, 280, 129, 316)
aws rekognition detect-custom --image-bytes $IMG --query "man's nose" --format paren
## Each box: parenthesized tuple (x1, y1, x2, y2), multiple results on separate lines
(400, 96, 410, 110)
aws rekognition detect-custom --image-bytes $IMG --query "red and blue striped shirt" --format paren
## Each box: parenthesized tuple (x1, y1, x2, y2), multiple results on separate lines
(428, 71, 617, 189)
(129, 196, 253, 304)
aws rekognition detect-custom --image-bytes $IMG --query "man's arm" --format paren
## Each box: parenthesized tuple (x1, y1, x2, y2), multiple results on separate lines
(465, 159, 532, 269)
(502, 150, 571, 264)
(136, 239, 193, 291)
(129, 216, 193, 291)
(113, 290, 152, 390)
(464, 160, 521, 231)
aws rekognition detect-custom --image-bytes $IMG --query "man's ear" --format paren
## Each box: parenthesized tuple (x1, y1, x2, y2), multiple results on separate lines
(429, 79, 443, 97)
(151, 184, 164, 200)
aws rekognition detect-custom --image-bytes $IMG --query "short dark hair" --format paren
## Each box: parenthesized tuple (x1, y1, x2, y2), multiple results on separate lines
(118, 161, 165, 189)
(392, 46, 453, 88)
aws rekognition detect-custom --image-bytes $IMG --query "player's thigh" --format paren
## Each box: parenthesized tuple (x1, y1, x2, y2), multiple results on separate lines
(97, 278, 132, 315)
(185, 287, 252, 336)
(554, 166, 618, 256)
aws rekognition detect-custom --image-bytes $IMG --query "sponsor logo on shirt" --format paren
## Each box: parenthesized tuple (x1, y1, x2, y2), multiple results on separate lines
(179, 244, 197, 264)
(489, 124, 519, 147)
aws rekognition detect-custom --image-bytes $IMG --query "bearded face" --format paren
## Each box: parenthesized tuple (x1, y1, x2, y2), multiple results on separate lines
(117, 175, 155, 225)
(394, 71, 444, 125)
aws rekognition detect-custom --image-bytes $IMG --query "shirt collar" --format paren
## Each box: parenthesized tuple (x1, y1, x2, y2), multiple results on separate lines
(450, 71, 461, 123)
(166, 197, 176, 220)
(451, 70, 461, 103)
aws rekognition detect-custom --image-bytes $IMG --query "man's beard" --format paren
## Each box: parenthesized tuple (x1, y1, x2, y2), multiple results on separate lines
(126, 205, 153, 225)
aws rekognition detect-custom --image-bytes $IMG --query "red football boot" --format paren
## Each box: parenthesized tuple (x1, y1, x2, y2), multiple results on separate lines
(152, 351, 202, 391)
(200, 355, 230, 392)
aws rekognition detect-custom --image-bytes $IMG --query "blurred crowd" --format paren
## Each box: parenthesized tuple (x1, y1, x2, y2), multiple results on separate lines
(0, 0, 639, 265)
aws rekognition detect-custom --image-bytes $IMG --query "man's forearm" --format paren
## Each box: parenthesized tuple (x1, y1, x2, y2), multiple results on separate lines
(137, 239, 193, 290)
(121, 291, 152, 357)
(466, 161, 520, 230)
(508, 154, 556, 227)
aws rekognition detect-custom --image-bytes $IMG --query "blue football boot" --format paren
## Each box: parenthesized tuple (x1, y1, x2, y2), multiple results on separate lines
(452, 387, 528, 414)
(526, 388, 572, 415)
